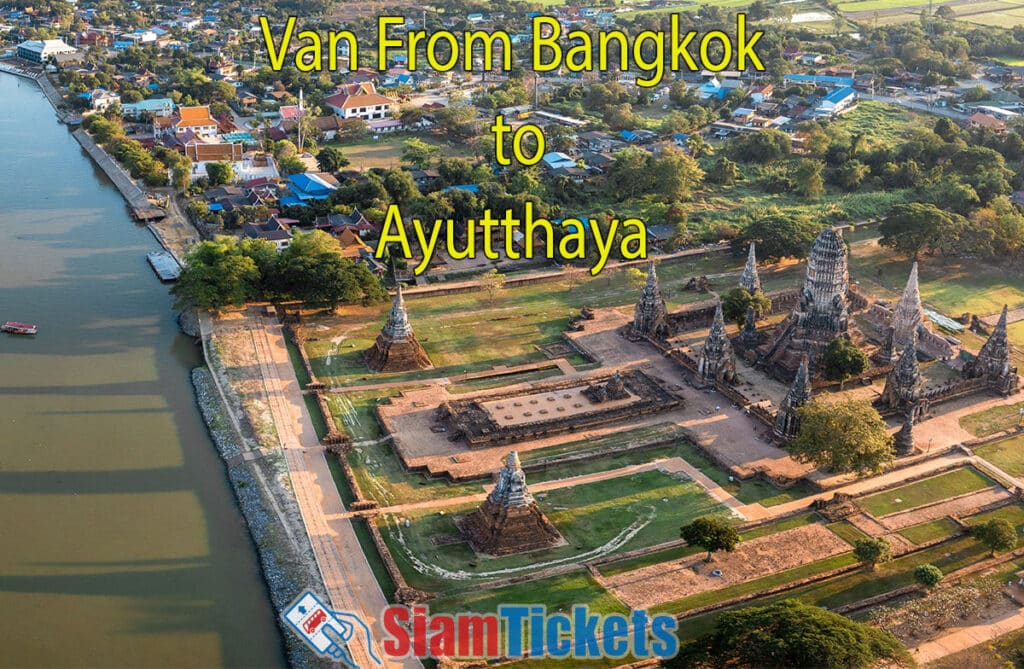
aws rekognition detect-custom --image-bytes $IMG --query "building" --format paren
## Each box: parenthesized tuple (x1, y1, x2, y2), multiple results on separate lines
(696, 302, 737, 387)
(121, 97, 175, 120)
(323, 82, 394, 121)
(84, 88, 120, 111)
(814, 87, 857, 117)
(968, 112, 1007, 133)
(16, 39, 77, 64)
(153, 106, 219, 139)
(242, 218, 292, 251)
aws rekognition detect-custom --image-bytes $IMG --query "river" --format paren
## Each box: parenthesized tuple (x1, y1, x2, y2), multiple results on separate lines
(0, 73, 286, 667)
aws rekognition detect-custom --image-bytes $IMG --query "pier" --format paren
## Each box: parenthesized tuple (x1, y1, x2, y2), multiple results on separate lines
(71, 128, 166, 221)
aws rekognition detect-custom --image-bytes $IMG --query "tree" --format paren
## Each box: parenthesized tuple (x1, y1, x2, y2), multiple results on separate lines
(563, 264, 585, 292)
(650, 147, 704, 202)
(316, 146, 349, 173)
(205, 161, 233, 187)
(172, 237, 259, 311)
(854, 538, 892, 570)
(736, 210, 823, 262)
(477, 268, 506, 304)
(822, 338, 869, 389)
(706, 157, 739, 185)
(401, 138, 441, 169)
(625, 267, 647, 289)
(913, 563, 943, 588)
(278, 231, 387, 308)
(880, 203, 957, 260)
(973, 518, 1018, 556)
(670, 599, 909, 669)
(722, 287, 771, 327)
(792, 159, 825, 201)
(680, 516, 739, 562)
(790, 400, 895, 475)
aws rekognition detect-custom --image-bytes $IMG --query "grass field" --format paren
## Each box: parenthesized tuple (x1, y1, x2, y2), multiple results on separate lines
(975, 435, 1024, 478)
(328, 134, 473, 171)
(964, 502, 1024, 534)
(849, 241, 1024, 317)
(961, 401, 1024, 438)
(898, 517, 961, 544)
(381, 470, 727, 590)
(302, 251, 763, 387)
(673, 440, 816, 507)
(858, 467, 994, 517)
(838, 0, 1024, 28)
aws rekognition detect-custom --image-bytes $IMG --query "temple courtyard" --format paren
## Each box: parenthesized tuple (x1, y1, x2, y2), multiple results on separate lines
(264, 226, 1024, 657)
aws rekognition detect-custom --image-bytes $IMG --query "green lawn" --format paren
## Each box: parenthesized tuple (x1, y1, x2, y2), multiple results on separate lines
(963, 403, 1024, 439)
(329, 134, 473, 171)
(380, 470, 727, 590)
(858, 468, 994, 517)
(976, 434, 1024, 478)
(826, 520, 873, 546)
(525, 444, 679, 484)
(898, 517, 961, 545)
(849, 241, 1024, 317)
(301, 251, 778, 387)
(964, 503, 1024, 535)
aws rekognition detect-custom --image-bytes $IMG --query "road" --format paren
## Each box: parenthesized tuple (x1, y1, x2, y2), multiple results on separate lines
(243, 309, 419, 669)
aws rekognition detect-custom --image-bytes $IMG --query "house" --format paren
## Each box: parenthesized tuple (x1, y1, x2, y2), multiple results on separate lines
(541, 151, 577, 171)
(121, 97, 175, 120)
(313, 210, 375, 236)
(408, 169, 440, 190)
(154, 105, 219, 139)
(84, 88, 120, 111)
(672, 133, 690, 148)
(242, 218, 292, 251)
(335, 227, 373, 259)
(968, 112, 1007, 133)
(16, 38, 76, 63)
(783, 74, 855, 89)
(749, 84, 773, 104)
(287, 173, 337, 201)
(732, 107, 756, 124)
(323, 82, 394, 121)
(814, 87, 857, 117)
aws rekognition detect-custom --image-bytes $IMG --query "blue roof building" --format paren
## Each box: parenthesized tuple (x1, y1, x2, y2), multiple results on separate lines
(287, 173, 337, 201)
(783, 74, 855, 88)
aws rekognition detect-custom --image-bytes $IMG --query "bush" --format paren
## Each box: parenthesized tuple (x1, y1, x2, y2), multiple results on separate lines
(913, 563, 943, 588)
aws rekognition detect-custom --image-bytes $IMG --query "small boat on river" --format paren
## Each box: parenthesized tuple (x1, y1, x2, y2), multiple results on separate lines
(2, 322, 37, 335)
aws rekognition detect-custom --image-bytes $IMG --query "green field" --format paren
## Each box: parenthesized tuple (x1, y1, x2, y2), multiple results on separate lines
(328, 134, 473, 171)
(964, 502, 1024, 535)
(849, 240, 1024, 317)
(962, 401, 1024, 438)
(976, 435, 1024, 478)
(858, 468, 994, 517)
(302, 251, 759, 387)
(838, 0, 1024, 28)
(672, 440, 816, 507)
(381, 470, 727, 590)
(898, 517, 961, 544)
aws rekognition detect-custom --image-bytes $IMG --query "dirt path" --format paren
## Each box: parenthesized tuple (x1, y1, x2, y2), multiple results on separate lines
(239, 309, 419, 669)
(914, 608, 1024, 664)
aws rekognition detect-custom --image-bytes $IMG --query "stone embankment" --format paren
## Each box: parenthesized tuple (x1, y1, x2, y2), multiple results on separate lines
(193, 367, 330, 669)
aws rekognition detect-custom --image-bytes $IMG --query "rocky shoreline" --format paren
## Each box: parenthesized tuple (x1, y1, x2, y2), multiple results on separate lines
(192, 366, 330, 669)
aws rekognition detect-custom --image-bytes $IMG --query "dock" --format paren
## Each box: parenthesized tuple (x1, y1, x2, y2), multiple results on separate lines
(71, 128, 166, 221)
(147, 251, 181, 281)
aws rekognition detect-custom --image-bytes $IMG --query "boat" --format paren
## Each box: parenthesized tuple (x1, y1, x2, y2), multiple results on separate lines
(2, 321, 37, 335)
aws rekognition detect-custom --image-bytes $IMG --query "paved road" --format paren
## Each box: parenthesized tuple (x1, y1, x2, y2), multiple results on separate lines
(243, 310, 419, 669)
(910, 608, 1024, 663)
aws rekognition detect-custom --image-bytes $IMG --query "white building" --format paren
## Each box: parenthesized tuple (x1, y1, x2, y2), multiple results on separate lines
(16, 39, 77, 64)
(323, 83, 394, 121)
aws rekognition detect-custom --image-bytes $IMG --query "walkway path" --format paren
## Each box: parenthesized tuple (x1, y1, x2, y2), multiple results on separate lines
(239, 310, 419, 669)
(911, 608, 1024, 664)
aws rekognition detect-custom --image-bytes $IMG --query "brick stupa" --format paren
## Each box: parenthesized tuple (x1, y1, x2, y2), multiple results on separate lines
(364, 284, 432, 372)
(462, 451, 561, 556)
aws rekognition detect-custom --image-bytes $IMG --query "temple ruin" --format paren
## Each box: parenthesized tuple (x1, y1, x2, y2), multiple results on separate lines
(696, 302, 737, 387)
(364, 284, 433, 372)
(461, 451, 561, 556)
(964, 305, 1020, 396)
(739, 242, 761, 294)
(632, 261, 668, 339)
(773, 354, 811, 440)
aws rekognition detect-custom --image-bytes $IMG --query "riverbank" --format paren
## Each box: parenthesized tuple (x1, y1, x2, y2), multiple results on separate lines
(1, 67, 200, 261)
(192, 366, 329, 669)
